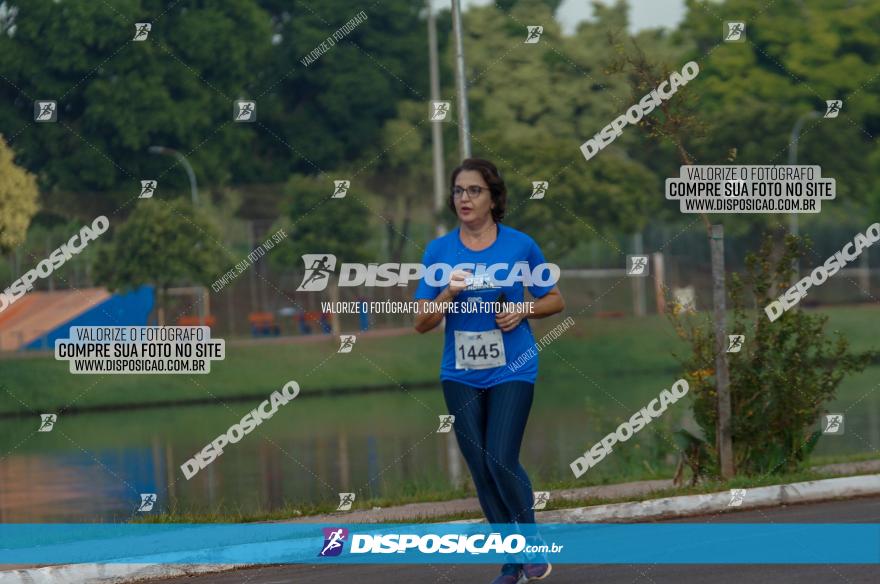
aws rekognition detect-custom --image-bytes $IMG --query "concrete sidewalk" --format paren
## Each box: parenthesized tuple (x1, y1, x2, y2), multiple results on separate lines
(3, 459, 879, 584)
(275, 459, 880, 524)
(275, 478, 674, 523)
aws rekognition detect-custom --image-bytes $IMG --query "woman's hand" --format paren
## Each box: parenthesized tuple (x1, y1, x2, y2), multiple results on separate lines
(495, 305, 525, 332)
(447, 269, 471, 297)
(415, 270, 471, 334)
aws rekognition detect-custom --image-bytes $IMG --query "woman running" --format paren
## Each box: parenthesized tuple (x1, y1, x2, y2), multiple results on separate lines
(414, 158, 564, 584)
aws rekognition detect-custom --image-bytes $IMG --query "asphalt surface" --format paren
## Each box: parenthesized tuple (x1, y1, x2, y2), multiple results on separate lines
(153, 496, 880, 584)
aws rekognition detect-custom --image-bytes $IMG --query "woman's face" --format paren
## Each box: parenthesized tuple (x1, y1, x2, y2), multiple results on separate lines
(453, 170, 494, 224)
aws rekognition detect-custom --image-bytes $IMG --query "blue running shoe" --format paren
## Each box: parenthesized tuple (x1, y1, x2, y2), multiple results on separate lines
(490, 570, 522, 584)
(519, 562, 552, 582)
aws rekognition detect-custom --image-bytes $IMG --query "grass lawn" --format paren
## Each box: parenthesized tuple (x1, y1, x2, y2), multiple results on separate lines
(1, 305, 878, 415)
(137, 459, 879, 523)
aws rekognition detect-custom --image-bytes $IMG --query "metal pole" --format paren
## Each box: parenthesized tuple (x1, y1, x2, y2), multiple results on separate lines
(428, 0, 447, 236)
(710, 224, 734, 479)
(787, 111, 819, 276)
(632, 232, 646, 316)
(450, 0, 471, 160)
(652, 251, 665, 314)
(148, 146, 204, 324)
(46, 234, 54, 292)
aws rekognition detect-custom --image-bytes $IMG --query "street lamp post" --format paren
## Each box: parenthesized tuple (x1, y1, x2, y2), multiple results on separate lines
(148, 146, 206, 325)
(148, 146, 199, 207)
(427, 0, 447, 237)
(450, 0, 471, 160)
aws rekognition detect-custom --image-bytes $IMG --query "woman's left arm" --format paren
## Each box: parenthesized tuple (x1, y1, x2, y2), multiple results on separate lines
(495, 286, 565, 332)
(526, 286, 565, 319)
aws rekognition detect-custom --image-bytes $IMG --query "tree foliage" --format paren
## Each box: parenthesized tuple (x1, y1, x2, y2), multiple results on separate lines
(0, 133, 38, 253)
(94, 199, 228, 298)
(271, 173, 374, 268)
(670, 233, 877, 477)
(2, 0, 879, 273)
(0, 0, 430, 209)
(679, 0, 880, 212)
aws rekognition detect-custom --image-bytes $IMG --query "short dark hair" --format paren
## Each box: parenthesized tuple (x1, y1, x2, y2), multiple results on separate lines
(448, 158, 507, 223)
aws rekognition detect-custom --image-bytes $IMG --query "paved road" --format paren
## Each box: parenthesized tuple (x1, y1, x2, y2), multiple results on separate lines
(156, 496, 880, 584)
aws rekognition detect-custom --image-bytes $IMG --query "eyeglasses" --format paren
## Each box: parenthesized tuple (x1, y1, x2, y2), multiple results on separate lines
(452, 185, 489, 200)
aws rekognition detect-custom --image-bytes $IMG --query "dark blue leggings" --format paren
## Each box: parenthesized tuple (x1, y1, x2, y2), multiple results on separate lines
(442, 379, 542, 570)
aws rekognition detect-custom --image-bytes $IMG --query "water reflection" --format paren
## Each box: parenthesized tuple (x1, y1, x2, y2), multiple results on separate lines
(0, 379, 877, 522)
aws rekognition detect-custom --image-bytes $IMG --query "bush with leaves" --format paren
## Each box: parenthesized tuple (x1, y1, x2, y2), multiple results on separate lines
(670, 233, 876, 479)
(94, 200, 229, 323)
(0, 134, 38, 253)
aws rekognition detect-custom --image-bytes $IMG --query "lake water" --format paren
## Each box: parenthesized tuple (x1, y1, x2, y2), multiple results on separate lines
(1, 368, 877, 522)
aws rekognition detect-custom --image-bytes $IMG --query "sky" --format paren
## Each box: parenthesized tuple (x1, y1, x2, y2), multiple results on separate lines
(432, 0, 687, 34)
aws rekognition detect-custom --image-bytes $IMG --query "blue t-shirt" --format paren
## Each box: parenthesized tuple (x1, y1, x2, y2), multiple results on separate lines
(414, 224, 555, 388)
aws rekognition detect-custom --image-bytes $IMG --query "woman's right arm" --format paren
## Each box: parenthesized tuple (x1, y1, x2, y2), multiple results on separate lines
(414, 269, 469, 333)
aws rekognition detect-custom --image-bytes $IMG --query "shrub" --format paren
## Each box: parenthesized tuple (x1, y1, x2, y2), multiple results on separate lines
(670, 233, 876, 478)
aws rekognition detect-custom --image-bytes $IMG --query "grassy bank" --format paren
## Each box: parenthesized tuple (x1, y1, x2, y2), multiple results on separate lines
(138, 453, 880, 523)
(2, 305, 877, 415)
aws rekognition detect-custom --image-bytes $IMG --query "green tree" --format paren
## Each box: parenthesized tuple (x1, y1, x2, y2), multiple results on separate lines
(94, 199, 228, 324)
(417, 1, 663, 258)
(679, 0, 880, 213)
(0, 0, 434, 212)
(0, 0, 273, 204)
(272, 173, 374, 334)
(0, 133, 38, 253)
(361, 99, 436, 263)
(671, 234, 876, 477)
(233, 0, 433, 180)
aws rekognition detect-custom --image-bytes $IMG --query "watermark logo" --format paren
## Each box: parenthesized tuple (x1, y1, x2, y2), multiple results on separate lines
(532, 491, 550, 510)
(524, 25, 543, 44)
(338, 335, 356, 353)
(212, 228, 288, 293)
(822, 413, 844, 435)
(57, 326, 224, 375)
(332, 180, 350, 199)
(234, 100, 256, 122)
(728, 488, 746, 507)
(726, 335, 744, 353)
(509, 316, 574, 373)
(824, 100, 842, 118)
(436, 415, 455, 433)
(430, 101, 450, 121)
(581, 61, 699, 162)
(133, 23, 151, 41)
(297, 257, 559, 290)
(137, 493, 157, 512)
(337, 492, 356, 511)
(347, 532, 538, 555)
(530, 181, 548, 200)
(34, 100, 57, 122)
(765, 223, 880, 321)
(724, 22, 745, 42)
(319, 527, 349, 557)
(38, 414, 57, 432)
(571, 379, 689, 477)
(626, 255, 649, 276)
(1, 216, 109, 314)
(667, 165, 833, 214)
(139, 180, 157, 199)
(301, 11, 367, 67)
(180, 381, 300, 479)
(297, 254, 338, 291)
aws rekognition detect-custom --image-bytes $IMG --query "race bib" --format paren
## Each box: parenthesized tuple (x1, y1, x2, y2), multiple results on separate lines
(454, 329, 506, 370)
